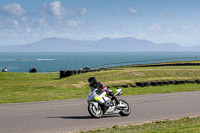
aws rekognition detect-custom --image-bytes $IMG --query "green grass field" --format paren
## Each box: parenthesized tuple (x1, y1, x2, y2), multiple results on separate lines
(1, 65, 200, 103)
(81, 116, 200, 133)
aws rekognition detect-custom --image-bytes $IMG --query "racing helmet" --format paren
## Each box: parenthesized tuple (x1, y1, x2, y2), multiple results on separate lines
(88, 77, 97, 87)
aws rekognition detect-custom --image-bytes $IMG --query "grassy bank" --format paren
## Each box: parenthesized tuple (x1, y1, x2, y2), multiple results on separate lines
(80, 116, 200, 133)
(113, 60, 200, 69)
(1, 65, 200, 103)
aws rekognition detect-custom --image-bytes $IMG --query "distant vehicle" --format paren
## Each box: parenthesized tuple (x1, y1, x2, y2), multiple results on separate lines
(87, 88, 131, 118)
(2, 67, 7, 72)
(29, 67, 37, 73)
(83, 66, 90, 71)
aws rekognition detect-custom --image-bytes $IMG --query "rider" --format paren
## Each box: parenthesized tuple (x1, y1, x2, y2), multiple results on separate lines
(88, 77, 119, 113)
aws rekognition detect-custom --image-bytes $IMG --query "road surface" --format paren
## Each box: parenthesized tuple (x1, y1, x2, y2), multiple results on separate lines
(0, 91, 200, 133)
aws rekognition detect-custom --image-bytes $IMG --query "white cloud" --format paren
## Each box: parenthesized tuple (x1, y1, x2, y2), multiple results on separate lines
(106, 32, 121, 38)
(158, 11, 167, 17)
(42, 3, 48, 9)
(67, 20, 80, 27)
(95, 32, 122, 40)
(12, 20, 19, 27)
(0, 3, 28, 24)
(157, 11, 173, 18)
(50, 1, 63, 19)
(38, 18, 48, 27)
(128, 6, 138, 15)
(21, 16, 27, 23)
(65, 7, 87, 16)
(181, 21, 191, 30)
(182, 25, 191, 30)
(1, 3, 26, 17)
(45, 1, 87, 19)
(26, 28, 31, 33)
(0, 19, 3, 25)
(80, 8, 87, 16)
(136, 33, 145, 39)
(148, 23, 162, 31)
(167, 28, 172, 33)
(170, 33, 183, 40)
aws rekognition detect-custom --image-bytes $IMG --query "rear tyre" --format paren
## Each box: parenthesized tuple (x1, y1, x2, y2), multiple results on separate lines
(88, 103, 103, 118)
(119, 99, 131, 116)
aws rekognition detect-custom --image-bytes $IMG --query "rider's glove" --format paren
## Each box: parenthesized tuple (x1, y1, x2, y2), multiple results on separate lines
(109, 91, 115, 97)
(109, 91, 117, 102)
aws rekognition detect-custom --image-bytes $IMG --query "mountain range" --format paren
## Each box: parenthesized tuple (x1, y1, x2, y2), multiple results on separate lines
(0, 37, 200, 52)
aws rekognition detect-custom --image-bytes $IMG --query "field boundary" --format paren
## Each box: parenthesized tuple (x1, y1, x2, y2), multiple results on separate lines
(110, 79, 200, 88)
(90, 56, 200, 70)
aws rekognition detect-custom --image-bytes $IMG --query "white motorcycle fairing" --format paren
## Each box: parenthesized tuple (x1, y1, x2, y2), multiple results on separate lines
(87, 89, 122, 114)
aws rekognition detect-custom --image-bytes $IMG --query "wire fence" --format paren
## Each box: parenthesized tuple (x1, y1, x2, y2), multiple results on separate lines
(90, 56, 200, 70)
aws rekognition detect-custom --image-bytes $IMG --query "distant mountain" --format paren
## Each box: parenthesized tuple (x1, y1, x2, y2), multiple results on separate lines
(0, 37, 95, 52)
(0, 37, 199, 52)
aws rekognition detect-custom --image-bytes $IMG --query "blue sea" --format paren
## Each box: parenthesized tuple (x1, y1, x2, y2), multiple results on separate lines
(0, 52, 200, 72)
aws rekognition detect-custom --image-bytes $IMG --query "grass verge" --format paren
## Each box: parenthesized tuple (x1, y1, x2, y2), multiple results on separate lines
(80, 116, 200, 133)
(1, 65, 200, 103)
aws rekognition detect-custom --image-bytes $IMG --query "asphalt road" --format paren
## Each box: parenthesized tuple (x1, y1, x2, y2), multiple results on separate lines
(0, 91, 200, 133)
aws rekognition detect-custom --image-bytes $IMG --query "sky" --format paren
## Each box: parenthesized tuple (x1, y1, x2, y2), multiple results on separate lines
(0, 0, 200, 47)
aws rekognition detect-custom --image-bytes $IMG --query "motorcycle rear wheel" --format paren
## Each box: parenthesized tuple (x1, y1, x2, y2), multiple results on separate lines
(119, 99, 131, 116)
(88, 103, 103, 118)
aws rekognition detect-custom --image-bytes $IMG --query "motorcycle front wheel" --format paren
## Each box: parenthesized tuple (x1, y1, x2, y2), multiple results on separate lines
(88, 103, 103, 118)
(118, 99, 131, 116)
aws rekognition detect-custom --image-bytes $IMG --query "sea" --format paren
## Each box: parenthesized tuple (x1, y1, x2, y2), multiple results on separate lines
(0, 52, 200, 73)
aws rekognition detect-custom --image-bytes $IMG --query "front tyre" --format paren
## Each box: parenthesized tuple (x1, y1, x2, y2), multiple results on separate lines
(88, 103, 103, 118)
(119, 99, 131, 116)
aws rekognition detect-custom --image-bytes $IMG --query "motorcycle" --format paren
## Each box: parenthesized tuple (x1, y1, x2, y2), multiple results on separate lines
(87, 88, 131, 118)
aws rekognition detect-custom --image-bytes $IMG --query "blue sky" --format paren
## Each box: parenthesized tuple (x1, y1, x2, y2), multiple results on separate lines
(0, 0, 200, 46)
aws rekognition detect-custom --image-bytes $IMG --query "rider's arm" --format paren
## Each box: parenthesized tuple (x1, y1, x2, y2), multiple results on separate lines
(99, 82, 112, 94)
